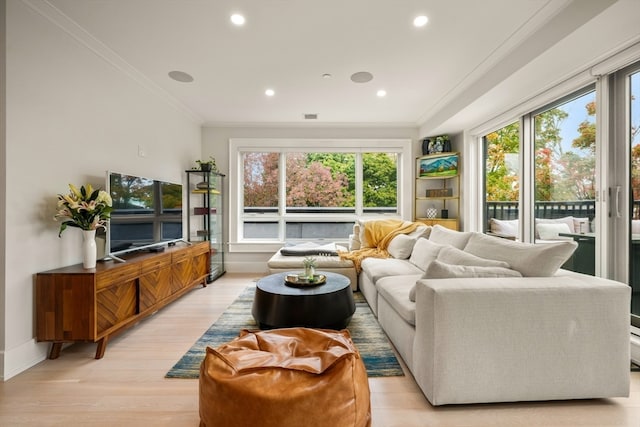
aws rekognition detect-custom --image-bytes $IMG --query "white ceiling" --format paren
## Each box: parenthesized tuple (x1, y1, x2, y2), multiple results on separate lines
(36, 0, 639, 132)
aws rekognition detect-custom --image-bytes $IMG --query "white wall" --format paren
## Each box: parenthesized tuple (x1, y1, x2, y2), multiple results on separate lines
(202, 126, 419, 273)
(1, 0, 202, 380)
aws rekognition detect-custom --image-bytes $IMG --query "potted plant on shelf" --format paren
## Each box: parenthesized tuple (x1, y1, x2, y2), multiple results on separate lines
(194, 156, 218, 173)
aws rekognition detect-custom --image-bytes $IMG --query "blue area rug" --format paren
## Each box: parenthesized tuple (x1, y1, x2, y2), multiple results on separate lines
(165, 284, 404, 378)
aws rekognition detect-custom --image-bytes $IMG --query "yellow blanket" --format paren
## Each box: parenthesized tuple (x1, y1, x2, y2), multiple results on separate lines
(339, 219, 421, 272)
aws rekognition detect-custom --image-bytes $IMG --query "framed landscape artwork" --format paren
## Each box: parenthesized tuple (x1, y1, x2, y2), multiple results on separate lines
(418, 152, 459, 177)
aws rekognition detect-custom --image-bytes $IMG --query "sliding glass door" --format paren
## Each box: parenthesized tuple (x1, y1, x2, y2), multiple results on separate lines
(482, 88, 597, 276)
(612, 63, 640, 327)
(532, 89, 597, 275)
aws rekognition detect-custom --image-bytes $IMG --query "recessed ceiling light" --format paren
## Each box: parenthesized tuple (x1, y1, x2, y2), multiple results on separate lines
(322, 73, 332, 79)
(168, 70, 194, 83)
(265, 89, 275, 97)
(230, 14, 245, 26)
(413, 15, 428, 27)
(350, 71, 373, 83)
(377, 90, 387, 97)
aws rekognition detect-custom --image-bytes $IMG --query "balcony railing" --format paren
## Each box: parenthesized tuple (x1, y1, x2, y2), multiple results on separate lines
(486, 200, 596, 222)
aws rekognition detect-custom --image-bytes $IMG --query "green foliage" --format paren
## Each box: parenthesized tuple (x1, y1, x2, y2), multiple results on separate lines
(363, 153, 397, 207)
(485, 122, 519, 201)
(242, 152, 398, 209)
(486, 97, 598, 204)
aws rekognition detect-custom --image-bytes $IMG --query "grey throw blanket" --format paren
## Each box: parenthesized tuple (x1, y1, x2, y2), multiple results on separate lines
(279, 242, 339, 256)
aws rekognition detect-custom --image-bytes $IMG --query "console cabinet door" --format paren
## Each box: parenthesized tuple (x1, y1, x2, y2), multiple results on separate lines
(96, 280, 137, 336)
(139, 253, 173, 311)
(191, 243, 210, 283)
(95, 264, 140, 336)
(171, 249, 194, 292)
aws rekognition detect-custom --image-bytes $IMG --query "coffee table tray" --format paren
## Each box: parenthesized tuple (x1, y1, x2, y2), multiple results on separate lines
(284, 274, 327, 287)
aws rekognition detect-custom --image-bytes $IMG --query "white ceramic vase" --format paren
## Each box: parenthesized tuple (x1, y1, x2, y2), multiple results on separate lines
(82, 229, 97, 269)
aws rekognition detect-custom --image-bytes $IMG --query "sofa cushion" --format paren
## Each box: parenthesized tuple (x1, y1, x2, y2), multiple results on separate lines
(437, 246, 511, 269)
(463, 232, 577, 277)
(425, 260, 523, 279)
(489, 218, 518, 237)
(535, 216, 575, 238)
(429, 224, 473, 249)
(388, 234, 418, 259)
(409, 238, 445, 270)
(537, 222, 571, 240)
(360, 257, 423, 284)
(409, 260, 523, 301)
(376, 276, 420, 326)
(357, 219, 426, 249)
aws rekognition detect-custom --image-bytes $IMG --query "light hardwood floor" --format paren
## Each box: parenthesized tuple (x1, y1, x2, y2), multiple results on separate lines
(1, 272, 639, 426)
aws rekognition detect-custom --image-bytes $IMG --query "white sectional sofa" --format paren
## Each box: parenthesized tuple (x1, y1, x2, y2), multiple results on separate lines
(357, 224, 631, 406)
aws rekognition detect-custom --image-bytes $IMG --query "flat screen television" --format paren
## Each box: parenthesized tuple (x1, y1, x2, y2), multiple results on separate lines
(105, 171, 184, 258)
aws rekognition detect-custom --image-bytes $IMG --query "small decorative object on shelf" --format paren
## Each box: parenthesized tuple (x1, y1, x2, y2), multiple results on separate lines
(303, 256, 317, 279)
(194, 156, 218, 173)
(425, 188, 453, 197)
(426, 206, 438, 219)
(54, 184, 113, 269)
(421, 135, 451, 155)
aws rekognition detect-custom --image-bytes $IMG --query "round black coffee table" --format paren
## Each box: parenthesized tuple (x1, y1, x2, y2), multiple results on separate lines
(251, 271, 355, 330)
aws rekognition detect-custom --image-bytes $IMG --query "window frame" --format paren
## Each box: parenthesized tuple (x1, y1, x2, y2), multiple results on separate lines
(229, 138, 412, 252)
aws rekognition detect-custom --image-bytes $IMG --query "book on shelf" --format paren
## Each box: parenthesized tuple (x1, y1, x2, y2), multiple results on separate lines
(425, 188, 453, 197)
(192, 188, 221, 194)
(194, 207, 217, 215)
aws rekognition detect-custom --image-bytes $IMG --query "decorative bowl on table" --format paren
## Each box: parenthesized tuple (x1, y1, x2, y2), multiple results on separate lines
(284, 273, 327, 287)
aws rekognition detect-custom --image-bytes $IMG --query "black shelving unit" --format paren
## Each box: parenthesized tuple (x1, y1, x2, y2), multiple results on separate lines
(186, 169, 225, 282)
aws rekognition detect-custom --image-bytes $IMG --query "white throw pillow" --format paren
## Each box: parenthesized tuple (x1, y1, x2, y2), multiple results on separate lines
(408, 238, 445, 271)
(356, 219, 373, 248)
(535, 216, 575, 238)
(428, 225, 473, 249)
(409, 224, 432, 239)
(409, 260, 522, 301)
(464, 232, 577, 277)
(489, 218, 518, 237)
(437, 246, 511, 268)
(350, 223, 362, 250)
(537, 223, 571, 240)
(387, 234, 418, 259)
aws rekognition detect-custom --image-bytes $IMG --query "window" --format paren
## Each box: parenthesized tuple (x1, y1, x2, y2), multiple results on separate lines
(483, 121, 520, 235)
(230, 139, 411, 250)
(532, 89, 596, 238)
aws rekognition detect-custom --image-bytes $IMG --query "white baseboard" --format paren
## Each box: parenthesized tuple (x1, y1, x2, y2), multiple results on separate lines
(224, 261, 269, 274)
(2, 339, 48, 381)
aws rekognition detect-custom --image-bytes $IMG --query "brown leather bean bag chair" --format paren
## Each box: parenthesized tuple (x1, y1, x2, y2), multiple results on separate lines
(199, 327, 371, 427)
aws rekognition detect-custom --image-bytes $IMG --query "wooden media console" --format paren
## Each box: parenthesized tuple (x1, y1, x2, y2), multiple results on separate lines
(36, 241, 210, 359)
